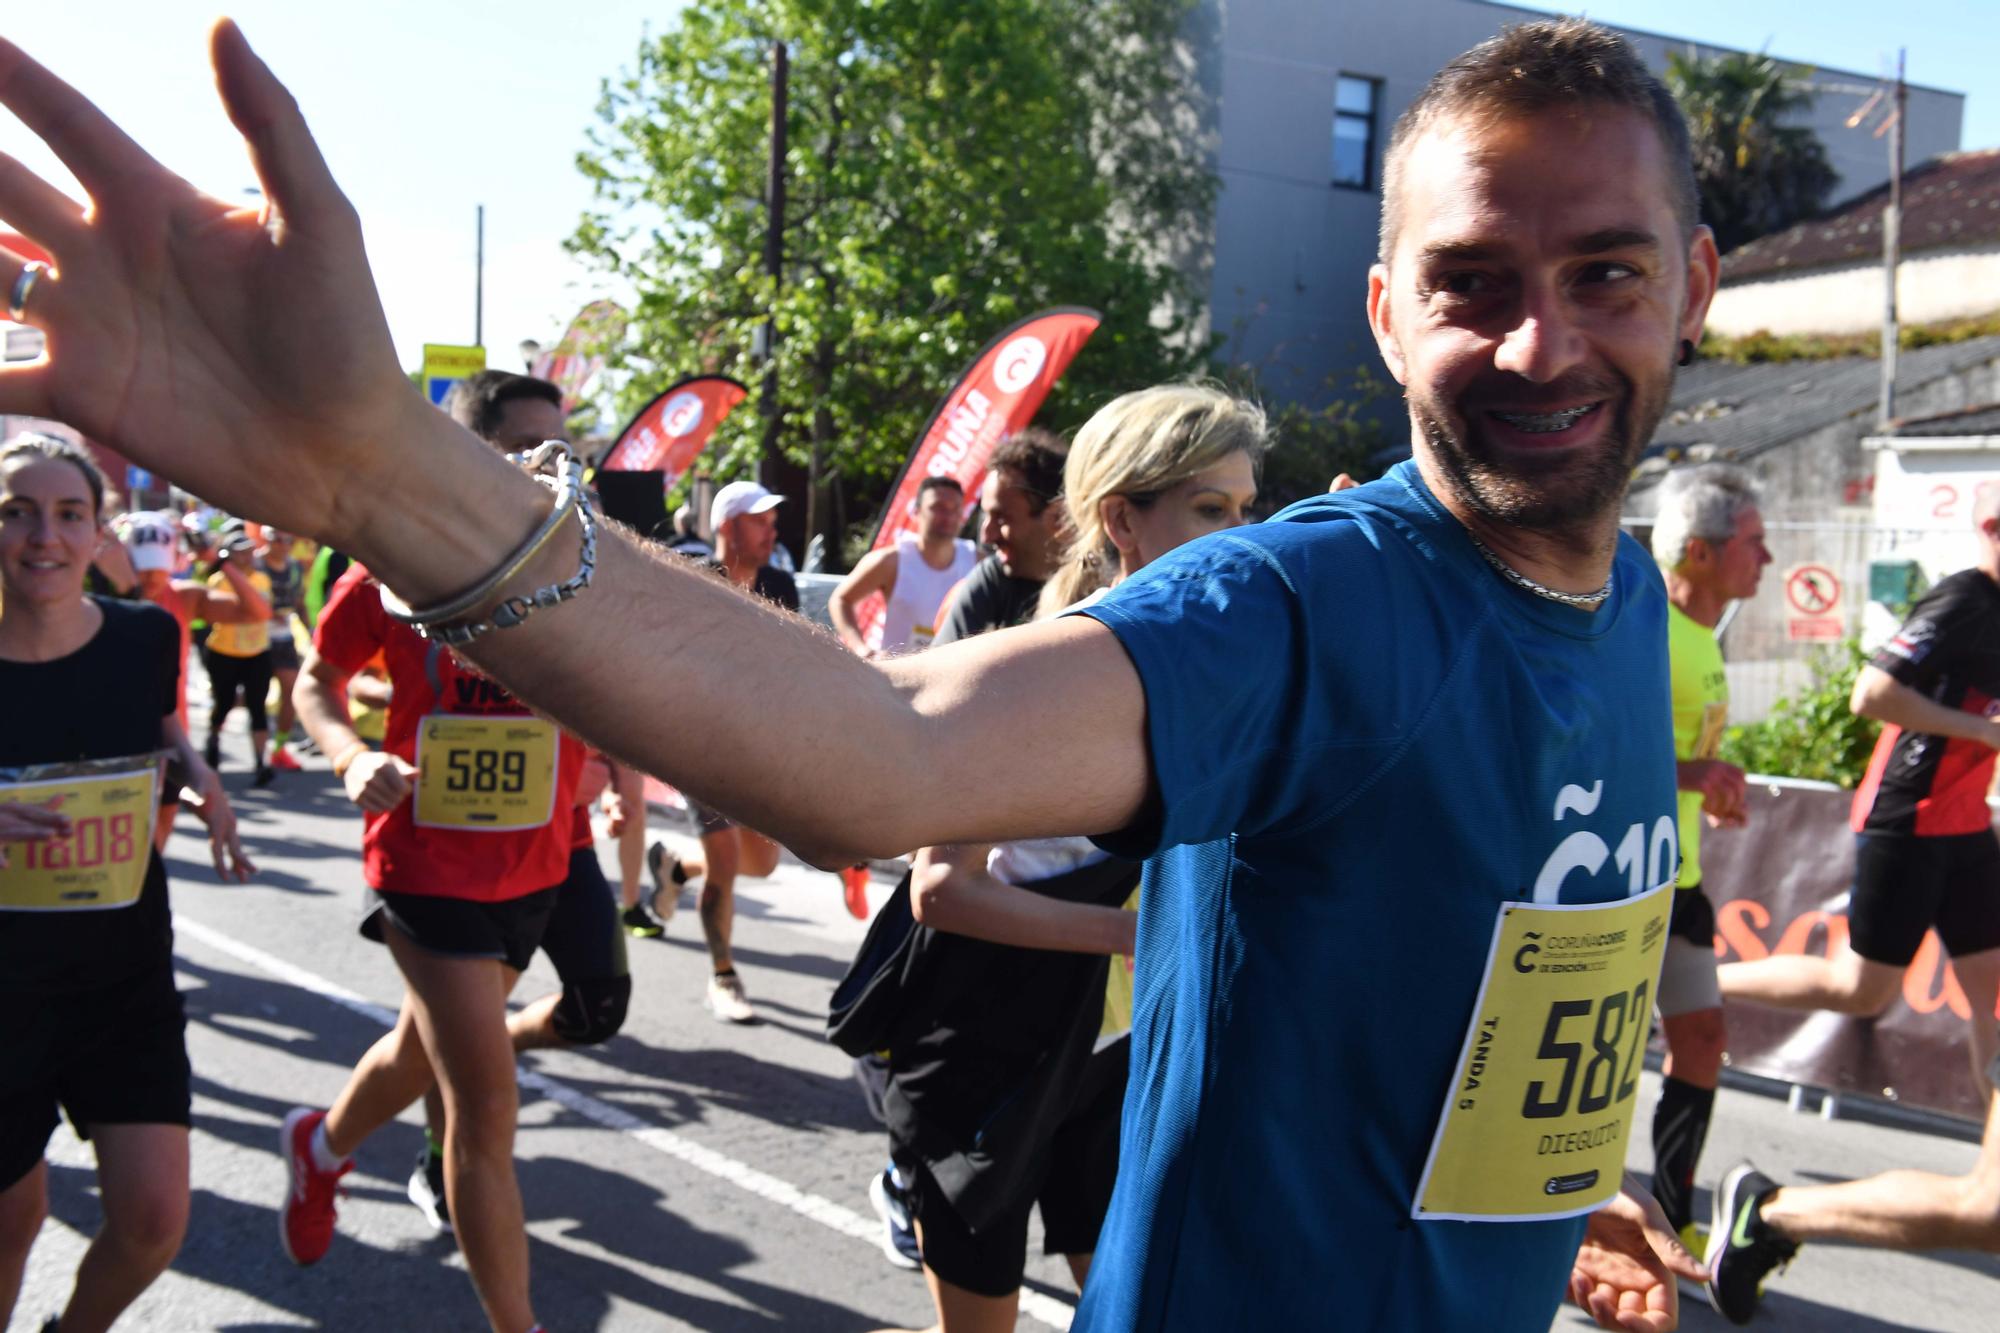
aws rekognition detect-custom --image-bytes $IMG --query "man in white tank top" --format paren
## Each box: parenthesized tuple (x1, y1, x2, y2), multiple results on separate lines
(830, 476, 978, 657)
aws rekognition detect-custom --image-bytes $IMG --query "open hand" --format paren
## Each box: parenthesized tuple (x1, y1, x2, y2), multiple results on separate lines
(1569, 1176, 1706, 1332)
(192, 770, 257, 882)
(0, 24, 416, 538)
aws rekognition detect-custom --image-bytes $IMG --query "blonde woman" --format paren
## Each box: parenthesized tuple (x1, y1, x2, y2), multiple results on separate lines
(869, 385, 1264, 1333)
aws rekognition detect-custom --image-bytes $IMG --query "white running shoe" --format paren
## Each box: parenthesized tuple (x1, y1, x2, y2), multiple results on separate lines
(707, 971, 756, 1024)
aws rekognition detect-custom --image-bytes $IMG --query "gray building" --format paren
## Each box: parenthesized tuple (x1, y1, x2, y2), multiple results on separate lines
(1194, 0, 1965, 401)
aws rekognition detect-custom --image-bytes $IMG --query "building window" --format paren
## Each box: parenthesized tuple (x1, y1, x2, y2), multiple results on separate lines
(1332, 75, 1380, 191)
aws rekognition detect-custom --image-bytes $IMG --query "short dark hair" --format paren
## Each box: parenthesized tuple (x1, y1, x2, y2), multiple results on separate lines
(916, 475, 964, 502)
(0, 432, 107, 516)
(444, 371, 565, 444)
(987, 428, 1067, 515)
(1379, 19, 1698, 263)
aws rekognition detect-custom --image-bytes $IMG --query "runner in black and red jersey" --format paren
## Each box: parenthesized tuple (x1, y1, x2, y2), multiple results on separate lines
(285, 542, 585, 1333)
(1721, 488, 2000, 1117)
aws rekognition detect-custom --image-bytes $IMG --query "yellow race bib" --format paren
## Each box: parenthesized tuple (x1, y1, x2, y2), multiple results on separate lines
(1100, 887, 1141, 1043)
(413, 715, 557, 831)
(0, 760, 160, 912)
(1413, 881, 1673, 1221)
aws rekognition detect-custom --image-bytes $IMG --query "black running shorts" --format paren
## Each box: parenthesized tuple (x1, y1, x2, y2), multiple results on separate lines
(267, 632, 302, 673)
(1849, 831, 2000, 966)
(908, 1050, 1126, 1297)
(539, 847, 628, 985)
(360, 886, 558, 973)
(0, 966, 191, 1190)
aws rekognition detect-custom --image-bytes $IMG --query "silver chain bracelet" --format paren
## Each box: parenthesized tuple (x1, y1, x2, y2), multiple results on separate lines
(379, 442, 600, 644)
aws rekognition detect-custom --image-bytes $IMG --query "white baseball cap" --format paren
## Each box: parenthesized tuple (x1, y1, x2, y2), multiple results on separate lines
(122, 511, 179, 572)
(710, 480, 785, 532)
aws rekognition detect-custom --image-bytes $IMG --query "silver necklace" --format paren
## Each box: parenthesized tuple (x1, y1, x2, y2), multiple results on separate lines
(1465, 532, 1612, 609)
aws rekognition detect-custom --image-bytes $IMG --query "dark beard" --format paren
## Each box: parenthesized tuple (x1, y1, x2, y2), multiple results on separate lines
(1412, 364, 1668, 539)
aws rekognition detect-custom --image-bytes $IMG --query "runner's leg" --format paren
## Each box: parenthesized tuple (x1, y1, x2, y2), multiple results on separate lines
(322, 995, 438, 1159)
(1949, 946, 2000, 1111)
(386, 926, 537, 1333)
(698, 827, 740, 974)
(57, 1122, 189, 1333)
(1655, 1009, 1724, 1233)
(614, 767, 646, 910)
(739, 829, 782, 879)
(1759, 1094, 2000, 1250)
(1717, 943, 1904, 1016)
(919, 1265, 1019, 1333)
(273, 664, 299, 738)
(0, 1162, 48, 1325)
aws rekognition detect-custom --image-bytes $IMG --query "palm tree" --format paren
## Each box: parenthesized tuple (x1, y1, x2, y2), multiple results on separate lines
(1667, 50, 1839, 254)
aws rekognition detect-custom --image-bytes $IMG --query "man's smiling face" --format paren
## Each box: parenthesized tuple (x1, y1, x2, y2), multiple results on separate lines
(1370, 105, 1717, 537)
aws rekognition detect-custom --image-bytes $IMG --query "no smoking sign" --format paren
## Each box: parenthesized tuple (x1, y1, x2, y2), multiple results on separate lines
(1785, 564, 1844, 640)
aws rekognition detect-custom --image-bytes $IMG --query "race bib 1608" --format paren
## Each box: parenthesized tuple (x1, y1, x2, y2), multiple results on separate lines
(0, 761, 160, 912)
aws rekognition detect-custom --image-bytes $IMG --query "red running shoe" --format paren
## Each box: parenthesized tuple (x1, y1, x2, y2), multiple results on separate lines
(840, 864, 871, 920)
(279, 1107, 350, 1266)
(268, 746, 302, 772)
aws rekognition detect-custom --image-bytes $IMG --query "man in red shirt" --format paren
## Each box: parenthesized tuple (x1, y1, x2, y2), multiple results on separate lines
(287, 554, 584, 1333)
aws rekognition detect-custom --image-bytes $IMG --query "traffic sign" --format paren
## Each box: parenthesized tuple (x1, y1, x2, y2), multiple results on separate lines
(1785, 563, 1844, 641)
(422, 343, 486, 407)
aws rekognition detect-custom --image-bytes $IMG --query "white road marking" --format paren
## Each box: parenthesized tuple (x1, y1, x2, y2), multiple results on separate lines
(173, 913, 1077, 1331)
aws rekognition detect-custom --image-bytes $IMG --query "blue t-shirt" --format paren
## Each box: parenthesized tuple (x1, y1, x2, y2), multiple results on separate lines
(1072, 461, 1676, 1332)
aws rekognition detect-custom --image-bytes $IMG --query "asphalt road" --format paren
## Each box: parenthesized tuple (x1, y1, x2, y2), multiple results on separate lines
(13, 730, 2000, 1331)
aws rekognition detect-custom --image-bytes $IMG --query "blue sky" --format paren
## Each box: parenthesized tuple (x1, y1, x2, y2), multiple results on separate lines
(1515, 1, 2000, 143)
(4, 2, 1993, 379)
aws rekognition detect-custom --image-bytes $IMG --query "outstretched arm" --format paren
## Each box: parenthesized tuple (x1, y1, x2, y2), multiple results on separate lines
(828, 546, 898, 656)
(1852, 665, 2000, 750)
(0, 26, 1151, 864)
(911, 843, 1137, 956)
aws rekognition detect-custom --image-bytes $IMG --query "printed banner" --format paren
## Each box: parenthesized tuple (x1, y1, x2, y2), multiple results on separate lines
(531, 300, 627, 414)
(1702, 779, 1999, 1123)
(856, 307, 1101, 647)
(598, 375, 749, 478)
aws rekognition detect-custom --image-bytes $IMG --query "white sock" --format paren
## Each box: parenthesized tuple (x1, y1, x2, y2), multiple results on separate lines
(309, 1120, 348, 1172)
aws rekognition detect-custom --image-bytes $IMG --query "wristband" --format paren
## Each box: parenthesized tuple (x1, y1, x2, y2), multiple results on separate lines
(329, 743, 370, 778)
(378, 443, 586, 633)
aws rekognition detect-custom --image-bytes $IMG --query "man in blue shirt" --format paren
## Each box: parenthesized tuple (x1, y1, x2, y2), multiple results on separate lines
(4, 12, 1714, 1333)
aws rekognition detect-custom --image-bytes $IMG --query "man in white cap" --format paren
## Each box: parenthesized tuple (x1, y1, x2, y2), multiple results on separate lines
(651, 480, 800, 1020)
(709, 480, 798, 612)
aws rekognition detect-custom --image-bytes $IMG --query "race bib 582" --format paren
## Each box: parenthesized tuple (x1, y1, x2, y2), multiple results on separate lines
(1413, 881, 1673, 1221)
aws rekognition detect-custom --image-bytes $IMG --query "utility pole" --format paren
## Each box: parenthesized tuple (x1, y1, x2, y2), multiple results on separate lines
(474, 204, 485, 348)
(757, 41, 789, 496)
(1879, 50, 1905, 428)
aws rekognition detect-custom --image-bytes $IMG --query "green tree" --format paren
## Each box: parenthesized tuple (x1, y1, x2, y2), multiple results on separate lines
(572, 0, 1215, 556)
(1666, 50, 1839, 255)
(1719, 638, 1880, 788)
